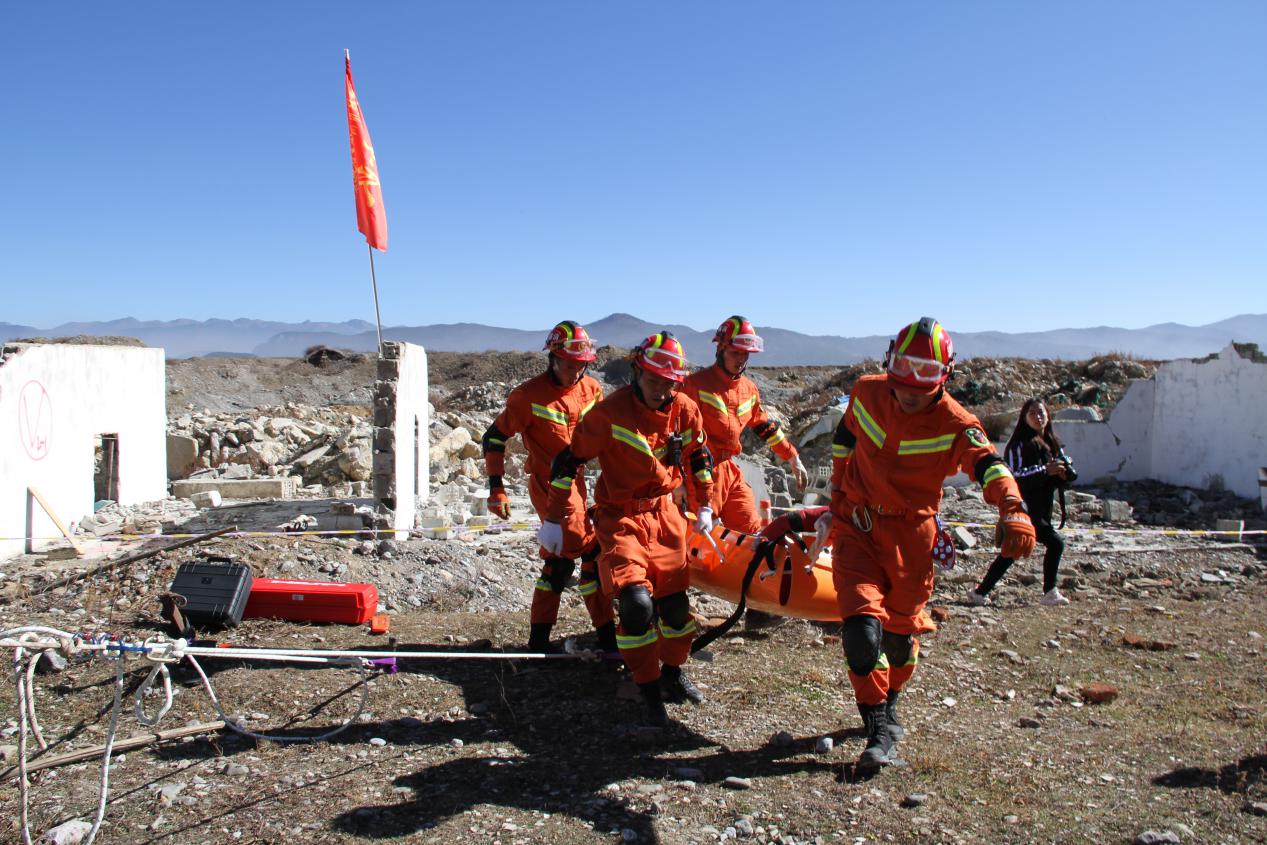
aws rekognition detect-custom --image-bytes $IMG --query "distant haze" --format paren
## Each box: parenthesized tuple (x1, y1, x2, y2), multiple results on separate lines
(3, 313, 1265, 365)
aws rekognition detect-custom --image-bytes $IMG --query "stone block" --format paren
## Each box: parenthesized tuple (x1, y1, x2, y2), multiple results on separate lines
(380, 341, 401, 360)
(167, 434, 199, 480)
(373, 406, 394, 428)
(220, 463, 253, 480)
(190, 491, 222, 509)
(171, 478, 296, 500)
(373, 451, 396, 474)
(951, 526, 977, 549)
(374, 428, 396, 452)
(1102, 500, 1133, 522)
(1214, 519, 1244, 542)
(377, 357, 401, 380)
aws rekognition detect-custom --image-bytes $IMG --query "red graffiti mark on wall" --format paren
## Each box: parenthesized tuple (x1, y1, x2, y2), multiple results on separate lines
(18, 380, 52, 461)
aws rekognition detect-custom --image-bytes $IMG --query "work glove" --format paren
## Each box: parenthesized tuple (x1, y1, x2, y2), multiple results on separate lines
(788, 456, 809, 491)
(932, 515, 957, 572)
(694, 506, 714, 535)
(994, 500, 1037, 559)
(488, 488, 511, 520)
(806, 510, 833, 561)
(537, 519, 564, 556)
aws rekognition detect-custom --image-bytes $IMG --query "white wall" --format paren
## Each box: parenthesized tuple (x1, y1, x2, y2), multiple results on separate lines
(1053, 345, 1267, 500)
(389, 342, 429, 534)
(1148, 345, 1267, 499)
(1, 344, 167, 559)
(1054, 378, 1155, 484)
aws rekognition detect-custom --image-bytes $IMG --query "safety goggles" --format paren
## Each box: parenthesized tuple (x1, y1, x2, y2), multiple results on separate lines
(887, 353, 949, 384)
(728, 334, 764, 353)
(640, 345, 689, 377)
(555, 338, 595, 356)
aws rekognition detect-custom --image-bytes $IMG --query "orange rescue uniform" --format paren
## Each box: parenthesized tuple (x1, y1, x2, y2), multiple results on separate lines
(484, 371, 611, 629)
(682, 364, 799, 533)
(830, 374, 1022, 704)
(547, 386, 715, 683)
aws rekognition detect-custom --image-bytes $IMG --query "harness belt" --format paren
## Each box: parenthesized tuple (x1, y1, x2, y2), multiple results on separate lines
(605, 492, 673, 516)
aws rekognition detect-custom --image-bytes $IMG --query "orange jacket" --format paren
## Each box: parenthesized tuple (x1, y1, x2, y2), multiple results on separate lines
(483, 372, 602, 482)
(830, 374, 1020, 519)
(546, 386, 715, 520)
(682, 364, 798, 464)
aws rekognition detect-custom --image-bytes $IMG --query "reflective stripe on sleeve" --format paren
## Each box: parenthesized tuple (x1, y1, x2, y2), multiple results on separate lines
(897, 433, 958, 455)
(531, 404, 568, 425)
(850, 398, 887, 449)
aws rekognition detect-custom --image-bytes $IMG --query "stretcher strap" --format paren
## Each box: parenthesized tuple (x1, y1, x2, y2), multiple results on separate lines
(691, 537, 772, 653)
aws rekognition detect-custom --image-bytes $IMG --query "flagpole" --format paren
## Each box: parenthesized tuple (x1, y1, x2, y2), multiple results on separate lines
(368, 244, 384, 355)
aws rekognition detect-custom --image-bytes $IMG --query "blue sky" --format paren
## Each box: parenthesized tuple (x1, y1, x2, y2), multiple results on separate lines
(4, 2, 1264, 336)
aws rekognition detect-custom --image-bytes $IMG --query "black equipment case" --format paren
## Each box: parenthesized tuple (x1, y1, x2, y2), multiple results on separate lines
(169, 560, 254, 628)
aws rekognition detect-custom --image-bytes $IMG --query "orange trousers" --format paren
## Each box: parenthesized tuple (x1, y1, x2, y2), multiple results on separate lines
(527, 474, 612, 629)
(712, 458, 761, 533)
(594, 501, 695, 683)
(833, 509, 937, 705)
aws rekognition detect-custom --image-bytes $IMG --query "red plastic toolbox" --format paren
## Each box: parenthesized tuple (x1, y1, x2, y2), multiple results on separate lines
(244, 579, 378, 625)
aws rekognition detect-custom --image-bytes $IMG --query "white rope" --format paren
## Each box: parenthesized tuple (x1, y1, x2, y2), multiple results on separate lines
(182, 653, 371, 744)
(134, 663, 173, 727)
(1, 625, 597, 842)
(14, 644, 33, 845)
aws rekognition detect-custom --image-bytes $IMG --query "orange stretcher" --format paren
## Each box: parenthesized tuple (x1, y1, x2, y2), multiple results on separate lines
(686, 524, 842, 622)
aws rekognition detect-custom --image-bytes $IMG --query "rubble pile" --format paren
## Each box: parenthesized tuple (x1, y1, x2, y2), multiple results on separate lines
(167, 403, 377, 497)
(75, 498, 198, 538)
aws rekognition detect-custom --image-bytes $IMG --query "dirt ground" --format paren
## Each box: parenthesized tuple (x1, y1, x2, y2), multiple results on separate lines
(3, 350, 1264, 845)
(2, 534, 1265, 844)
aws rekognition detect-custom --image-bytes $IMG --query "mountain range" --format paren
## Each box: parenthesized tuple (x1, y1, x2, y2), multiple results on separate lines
(3, 313, 1265, 365)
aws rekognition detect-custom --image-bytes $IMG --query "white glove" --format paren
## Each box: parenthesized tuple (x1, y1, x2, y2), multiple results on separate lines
(537, 519, 564, 555)
(789, 456, 809, 491)
(694, 506, 714, 535)
(808, 512, 832, 560)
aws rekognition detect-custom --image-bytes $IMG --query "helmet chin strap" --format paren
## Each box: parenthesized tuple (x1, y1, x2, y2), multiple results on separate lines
(715, 345, 745, 378)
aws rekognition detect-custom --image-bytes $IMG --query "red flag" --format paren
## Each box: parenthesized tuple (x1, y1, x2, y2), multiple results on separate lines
(345, 52, 387, 251)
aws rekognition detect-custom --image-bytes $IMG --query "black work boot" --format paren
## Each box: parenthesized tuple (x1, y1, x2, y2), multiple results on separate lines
(886, 690, 905, 743)
(639, 680, 669, 727)
(594, 621, 618, 653)
(527, 623, 555, 653)
(660, 664, 705, 704)
(854, 702, 894, 778)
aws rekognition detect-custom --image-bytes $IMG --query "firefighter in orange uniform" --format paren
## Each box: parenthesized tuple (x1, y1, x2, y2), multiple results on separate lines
(540, 332, 715, 726)
(827, 318, 1035, 776)
(482, 321, 616, 654)
(683, 315, 808, 531)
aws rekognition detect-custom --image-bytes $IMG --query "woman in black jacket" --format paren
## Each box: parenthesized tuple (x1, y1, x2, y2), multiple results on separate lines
(967, 398, 1077, 607)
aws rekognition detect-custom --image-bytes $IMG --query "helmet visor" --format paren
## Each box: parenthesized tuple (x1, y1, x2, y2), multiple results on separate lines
(888, 353, 949, 384)
(728, 333, 764, 353)
(640, 345, 689, 379)
(554, 337, 596, 360)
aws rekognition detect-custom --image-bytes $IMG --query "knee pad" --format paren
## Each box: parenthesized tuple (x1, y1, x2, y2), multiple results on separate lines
(540, 557, 575, 592)
(881, 630, 914, 667)
(618, 585, 655, 635)
(842, 615, 883, 676)
(656, 591, 691, 630)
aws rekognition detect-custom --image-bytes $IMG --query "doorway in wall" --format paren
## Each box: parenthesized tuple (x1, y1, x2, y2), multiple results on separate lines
(95, 434, 119, 502)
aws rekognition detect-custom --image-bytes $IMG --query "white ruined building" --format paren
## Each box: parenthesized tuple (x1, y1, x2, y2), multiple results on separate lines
(1056, 343, 1267, 503)
(372, 341, 430, 537)
(0, 342, 167, 559)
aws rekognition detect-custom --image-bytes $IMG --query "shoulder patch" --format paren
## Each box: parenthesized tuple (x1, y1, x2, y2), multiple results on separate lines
(963, 427, 989, 448)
